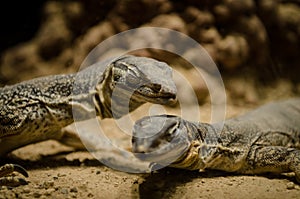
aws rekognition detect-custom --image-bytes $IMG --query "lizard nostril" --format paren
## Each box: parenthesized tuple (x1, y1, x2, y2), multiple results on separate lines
(152, 84, 162, 93)
(134, 145, 146, 153)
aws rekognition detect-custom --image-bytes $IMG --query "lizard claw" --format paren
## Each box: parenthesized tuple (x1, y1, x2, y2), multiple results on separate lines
(11, 164, 29, 177)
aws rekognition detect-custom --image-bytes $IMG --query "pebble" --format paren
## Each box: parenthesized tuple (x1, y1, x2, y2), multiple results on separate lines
(43, 180, 55, 189)
(226, 181, 234, 186)
(23, 187, 31, 193)
(60, 188, 69, 194)
(286, 182, 295, 190)
(70, 192, 77, 198)
(57, 173, 66, 177)
(33, 192, 42, 198)
(96, 170, 101, 175)
(45, 188, 55, 195)
(70, 187, 78, 193)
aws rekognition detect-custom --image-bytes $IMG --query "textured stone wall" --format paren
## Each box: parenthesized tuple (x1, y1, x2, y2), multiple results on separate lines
(0, 0, 299, 84)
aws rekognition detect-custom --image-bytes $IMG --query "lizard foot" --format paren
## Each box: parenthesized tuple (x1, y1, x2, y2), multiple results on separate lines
(290, 150, 300, 184)
(293, 162, 300, 184)
(0, 164, 29, 187)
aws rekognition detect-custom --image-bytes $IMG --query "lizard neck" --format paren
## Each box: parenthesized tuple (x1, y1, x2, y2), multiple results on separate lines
(94, 66, 114, 119)
(94, 66, 145, 119)
(171, 122, 223, 170)
(168, 121, 210, 170)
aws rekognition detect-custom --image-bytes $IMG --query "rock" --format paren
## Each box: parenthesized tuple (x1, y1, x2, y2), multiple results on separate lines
(45, 188, 55, 195)
(213, 4, 231, 21)
(146, 14, 187, 34)
(108, 0, 172, 31)
(33, 191, 42, 198)
(60, 188, 69, 194)
(43, 180, 55, 189)
(234, 16, 269, 66)
(286, 182, 295, 190)
(70, 187, 78, 193)
(184, 7, 216, 42)
(1, 43, 40, 83)
(216, 35, 249, 69)
(222, 0, 255, 15)
(36, 2, 72, 60)
(257, 0, 279, 19)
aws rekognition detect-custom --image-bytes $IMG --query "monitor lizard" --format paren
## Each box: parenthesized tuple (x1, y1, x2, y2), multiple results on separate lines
(0, 55, 177, 186)
(132, 98, 300, 183)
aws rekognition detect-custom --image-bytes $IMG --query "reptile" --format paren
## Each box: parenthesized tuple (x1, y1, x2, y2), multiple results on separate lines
(132, 98, 300, 182)
(0, 55, 177, 186)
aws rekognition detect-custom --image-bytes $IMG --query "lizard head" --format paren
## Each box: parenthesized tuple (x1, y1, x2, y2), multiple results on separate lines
(132, 115, 192, 167)
(111, 55, 177, 104)
(96, 55, 177, 118)
(132, 114, 217, 170)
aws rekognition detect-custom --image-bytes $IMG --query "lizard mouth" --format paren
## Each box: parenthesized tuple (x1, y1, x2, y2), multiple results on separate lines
(134, 86, 177, 105)
(133, 140, 189, 165)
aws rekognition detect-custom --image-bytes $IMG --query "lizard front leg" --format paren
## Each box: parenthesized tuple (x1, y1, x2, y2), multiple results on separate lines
(243, 145, 300, 182)
(56, 125, 86, 150)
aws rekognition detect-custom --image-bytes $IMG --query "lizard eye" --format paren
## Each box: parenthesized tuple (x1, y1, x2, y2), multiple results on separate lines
(114, 75, 121, 82)
(165, 123, 179, 142)
(114, 74, 121, 82)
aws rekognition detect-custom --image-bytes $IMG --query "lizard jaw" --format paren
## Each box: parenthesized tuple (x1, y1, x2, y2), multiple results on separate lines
(133, 141, 189, 166)
(133, 87, 177, 106)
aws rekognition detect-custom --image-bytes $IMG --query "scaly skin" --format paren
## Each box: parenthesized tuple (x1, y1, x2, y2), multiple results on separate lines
(0, 55, 177, 186)
(132, 98, 300, 182)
